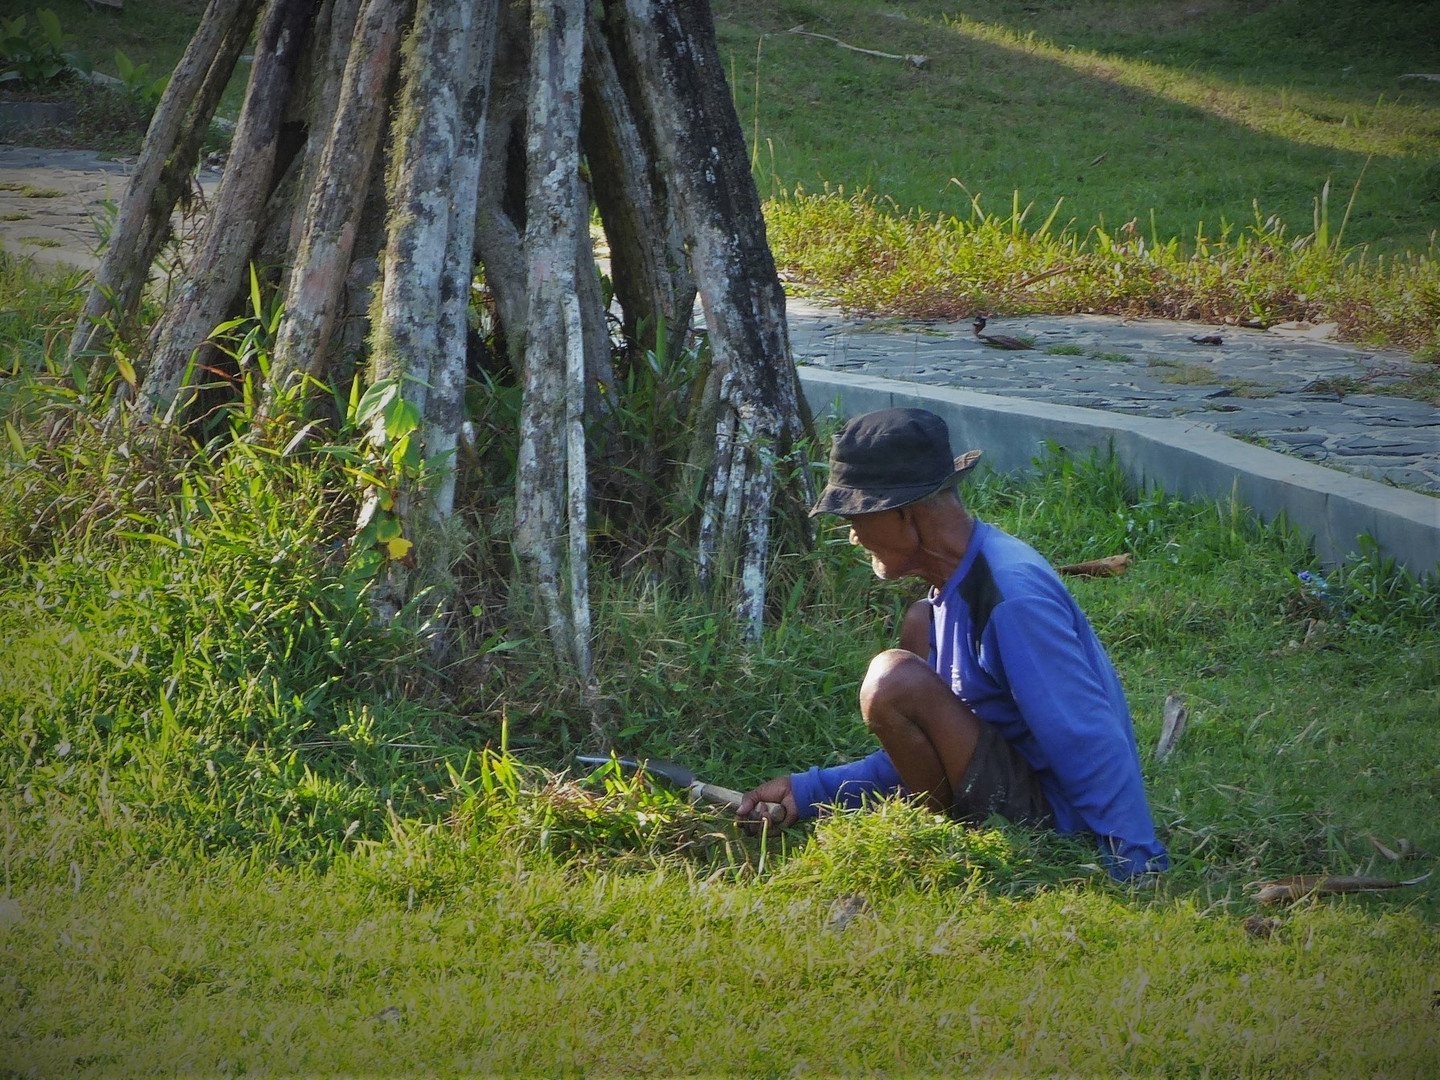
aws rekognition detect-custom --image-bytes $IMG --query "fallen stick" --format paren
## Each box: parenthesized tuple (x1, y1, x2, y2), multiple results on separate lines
(1253, 870, 1433, 905)
(785, 28, 928, 68)
(1055, 553, 1131, 577)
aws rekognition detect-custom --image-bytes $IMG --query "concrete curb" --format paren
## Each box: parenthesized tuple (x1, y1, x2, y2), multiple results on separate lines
(799, 369, 1440, 579)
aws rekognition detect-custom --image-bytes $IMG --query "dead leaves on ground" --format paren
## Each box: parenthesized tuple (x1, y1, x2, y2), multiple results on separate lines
(1153, 694, 1188, 761)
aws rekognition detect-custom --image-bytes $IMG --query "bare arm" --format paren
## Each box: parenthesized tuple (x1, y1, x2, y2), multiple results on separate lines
(900, 598, 931, 658)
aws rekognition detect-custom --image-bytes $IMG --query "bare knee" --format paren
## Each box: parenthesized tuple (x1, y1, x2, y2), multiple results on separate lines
(860, 649, 932, 734)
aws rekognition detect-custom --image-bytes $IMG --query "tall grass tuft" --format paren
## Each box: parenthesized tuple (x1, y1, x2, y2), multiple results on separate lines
(0, 415, 468, 865)
(765, 185, 1440, 350)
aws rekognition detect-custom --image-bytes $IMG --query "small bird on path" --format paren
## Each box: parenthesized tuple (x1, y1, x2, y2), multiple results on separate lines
(972, 314, 1033, 350)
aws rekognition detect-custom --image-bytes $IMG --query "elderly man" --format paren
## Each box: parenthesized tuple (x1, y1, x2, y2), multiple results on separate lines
(737, 407, 1168, 880)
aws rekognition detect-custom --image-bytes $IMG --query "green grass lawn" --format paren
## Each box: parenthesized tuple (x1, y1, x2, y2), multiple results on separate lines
(717, 0, 1440, 257)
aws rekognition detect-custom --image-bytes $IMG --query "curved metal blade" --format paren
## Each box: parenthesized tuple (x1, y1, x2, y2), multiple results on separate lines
(574, 754, 697, 790)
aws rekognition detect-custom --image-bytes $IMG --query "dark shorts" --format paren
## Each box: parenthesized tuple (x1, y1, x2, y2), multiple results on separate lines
(950, 721, 1054, 828)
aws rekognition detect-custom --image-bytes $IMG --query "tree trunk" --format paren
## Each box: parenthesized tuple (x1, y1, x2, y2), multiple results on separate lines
(514, 0, 592, 683)
(265, 0, 406, 408)
(472, 0, 530, 370)
(360, 0, 493, 621)
(282, 0, 366, 257)
(137, 0, 319, 422)
(69, 0, 263, 367)
(426, 0, 499, 521)
(82, 0, 818, 672)
(607, 0, 813, 637)
(582, 15, 694, 356)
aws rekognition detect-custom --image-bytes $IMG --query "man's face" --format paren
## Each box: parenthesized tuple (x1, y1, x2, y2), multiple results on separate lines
(846, 508, 919, 581)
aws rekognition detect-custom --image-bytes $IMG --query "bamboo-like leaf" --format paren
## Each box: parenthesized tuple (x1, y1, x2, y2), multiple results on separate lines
(248, 262, 263, 321)
(4, 420, 24, 459)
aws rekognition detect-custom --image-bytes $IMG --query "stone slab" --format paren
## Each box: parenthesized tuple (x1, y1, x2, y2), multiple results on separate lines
(799, 368, 1440, 580)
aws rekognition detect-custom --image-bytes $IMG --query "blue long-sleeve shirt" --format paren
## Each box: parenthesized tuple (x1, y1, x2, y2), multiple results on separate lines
(791, 520, 1169, 880)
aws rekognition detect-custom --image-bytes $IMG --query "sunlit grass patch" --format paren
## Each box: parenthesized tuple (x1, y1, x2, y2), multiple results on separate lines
(937, 13, 1438, 160)
(723, 0, 1439, 260)
(2, 836, 1438, 1076)
(765, 185, 1440, 350)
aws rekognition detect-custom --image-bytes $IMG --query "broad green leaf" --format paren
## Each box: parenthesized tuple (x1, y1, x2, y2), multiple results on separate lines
(114, 355, 136, 387)
(382, 394, 421, 442)
(353, 379, 397, 428)
(37, 8, 61, 46)
(395, 433, 423, 473)
(384, 536, 413, 560)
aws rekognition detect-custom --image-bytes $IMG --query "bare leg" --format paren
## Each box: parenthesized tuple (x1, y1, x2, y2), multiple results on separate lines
(860, 648, 982, 815)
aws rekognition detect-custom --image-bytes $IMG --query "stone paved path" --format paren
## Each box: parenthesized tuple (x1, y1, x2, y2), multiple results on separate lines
(789, 302, 1439, 495)
(4, 143, 1437, 495)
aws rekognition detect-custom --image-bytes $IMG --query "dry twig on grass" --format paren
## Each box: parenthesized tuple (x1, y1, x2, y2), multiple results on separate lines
(1252, 871, 1433, 905)
(1055, 553, 1131, 577)
(785, 28, 929, 68)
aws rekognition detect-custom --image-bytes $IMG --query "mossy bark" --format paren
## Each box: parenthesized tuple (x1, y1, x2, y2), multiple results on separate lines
(514, 0, 593, 683)
(604, 0, 813, 638)
(266, 0, 406, 407)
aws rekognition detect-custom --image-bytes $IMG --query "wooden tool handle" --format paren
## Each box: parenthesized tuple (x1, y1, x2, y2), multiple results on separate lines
(691, 781, 785, 821)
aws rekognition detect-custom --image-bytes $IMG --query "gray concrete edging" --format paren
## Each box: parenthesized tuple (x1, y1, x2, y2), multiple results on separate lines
(799, 369, 1440, 579)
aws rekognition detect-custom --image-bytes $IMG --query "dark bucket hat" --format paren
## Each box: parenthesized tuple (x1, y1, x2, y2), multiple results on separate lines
(810, 408, 981, 517)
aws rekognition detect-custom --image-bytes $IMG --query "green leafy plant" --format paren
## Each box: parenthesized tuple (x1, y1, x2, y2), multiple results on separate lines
(112, 47, 168, 108)
(347, 374, 429, 571)
(0, 9, 90, 88)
